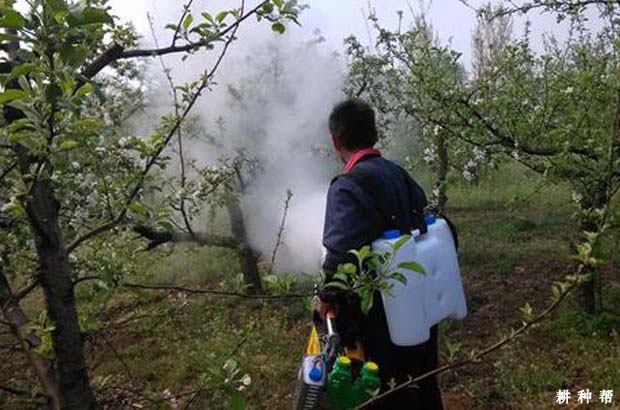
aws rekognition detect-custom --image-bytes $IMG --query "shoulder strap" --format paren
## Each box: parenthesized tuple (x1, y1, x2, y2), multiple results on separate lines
(398, 167, 428, 235)
(344, 166, 427, 235)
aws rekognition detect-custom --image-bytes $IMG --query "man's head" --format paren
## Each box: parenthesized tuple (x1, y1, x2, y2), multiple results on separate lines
(328, 99, 378, 161)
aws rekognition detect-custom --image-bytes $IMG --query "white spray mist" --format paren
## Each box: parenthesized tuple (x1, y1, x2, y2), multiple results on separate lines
(121, 1, 347, 273)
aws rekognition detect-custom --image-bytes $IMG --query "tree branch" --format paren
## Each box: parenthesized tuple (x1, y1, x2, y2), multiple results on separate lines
(133, 225, 239, 250)
(82, 1, 269, 80)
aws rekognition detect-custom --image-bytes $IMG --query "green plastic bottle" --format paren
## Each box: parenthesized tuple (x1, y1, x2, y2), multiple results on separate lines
(351, 362, 381, 406)
(327, 356, 353, 408)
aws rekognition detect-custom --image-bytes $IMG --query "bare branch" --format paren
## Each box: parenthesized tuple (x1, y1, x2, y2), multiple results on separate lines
(147, 12, 195, 239)
(268, 189, 293, 275)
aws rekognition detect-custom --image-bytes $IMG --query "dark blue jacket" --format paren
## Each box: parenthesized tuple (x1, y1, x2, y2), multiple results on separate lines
(319, 155, 444, 409)
(322, 154, 428, 274)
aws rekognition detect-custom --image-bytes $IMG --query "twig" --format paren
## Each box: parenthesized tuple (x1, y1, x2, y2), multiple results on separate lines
(13, 278, 39, 301)
(172, 0, 197, 47)
(122, 282, 313, 300)
(268, 189, 293, 275)
(147, 12, 195, 239)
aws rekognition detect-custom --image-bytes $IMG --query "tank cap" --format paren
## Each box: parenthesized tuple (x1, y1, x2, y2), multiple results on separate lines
(365, 362, 379, 373)
(309, 367, 323, 382)
(337, 356, 351, 366)
(425, 215, 437, 225)
(383, 229, 402, 240)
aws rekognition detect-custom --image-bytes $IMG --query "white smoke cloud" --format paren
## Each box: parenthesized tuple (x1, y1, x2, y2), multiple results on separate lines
(116, 1, 346, 273)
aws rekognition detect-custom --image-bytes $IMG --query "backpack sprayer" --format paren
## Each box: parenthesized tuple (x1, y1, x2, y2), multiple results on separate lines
(293, 215, 468, 409)
(292, 312, 381, 410)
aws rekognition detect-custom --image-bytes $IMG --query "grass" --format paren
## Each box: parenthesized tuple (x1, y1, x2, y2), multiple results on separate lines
(2, 163, 620, 409)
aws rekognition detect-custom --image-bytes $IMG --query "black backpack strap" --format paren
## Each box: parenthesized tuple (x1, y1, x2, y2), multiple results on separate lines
(344, 166, 427, 235)
(399, 167, 428, 235)
(345, 168, 402, 233)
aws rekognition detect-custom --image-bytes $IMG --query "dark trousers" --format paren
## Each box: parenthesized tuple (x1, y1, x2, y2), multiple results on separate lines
(360, 295, 444, 410)
(315, 292, 444, 410)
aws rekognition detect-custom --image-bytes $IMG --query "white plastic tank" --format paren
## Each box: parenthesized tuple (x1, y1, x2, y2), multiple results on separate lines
(371, 216, 467, 346)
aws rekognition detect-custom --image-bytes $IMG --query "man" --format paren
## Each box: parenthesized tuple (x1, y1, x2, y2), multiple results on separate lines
(316, 99, 443, 409)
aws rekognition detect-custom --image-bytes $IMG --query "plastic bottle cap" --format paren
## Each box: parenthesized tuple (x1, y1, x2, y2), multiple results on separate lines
(337, 356, 351, 366)
(309, 367, 323, 382)
(365, 362, 379, 372)
(383, 229, 402, 239)
(425, 215, 437, 225)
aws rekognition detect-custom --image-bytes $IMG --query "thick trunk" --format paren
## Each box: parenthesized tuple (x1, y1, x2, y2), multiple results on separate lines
(13, 148, 96, 409)
(0, 263, 60, 409)
(226, 201, 264, 295)
(434, 131, 449, 212)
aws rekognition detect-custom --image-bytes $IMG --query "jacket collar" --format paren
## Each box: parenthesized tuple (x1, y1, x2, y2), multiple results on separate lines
(344, 148, 381, 173)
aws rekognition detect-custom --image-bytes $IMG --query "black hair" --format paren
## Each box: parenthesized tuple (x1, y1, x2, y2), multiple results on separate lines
(328, 99, 378, 151)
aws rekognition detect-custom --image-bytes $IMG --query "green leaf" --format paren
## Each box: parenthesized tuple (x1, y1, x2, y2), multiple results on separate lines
(58, 140, 79, 150)
(392, 234, 411, 253)
(397, 261, 426, 275)
(0, 9, 26, 29)
(262, 3, 274, 13)
(76, 83, 94, 97)
(271, 22, 285, 34)
(11, 63, 40, 77)
(360, 293, 374, 314)
(77, 118, 104, 130)
(332, 273, 349, 283)
(323, 281, 350, 291)
(182, 13, 193, 30)
(129, 201, 150, 217)
(0, 89, 27, 104)
(216, 11, 229, 23)
(66, 7, 112, 27)
(83, 8, 113, 24)
(60, 44, 86, 68)
(273, 0, 284, 9)
(338, 263, 357, 275)
(389, 272, 408, 285)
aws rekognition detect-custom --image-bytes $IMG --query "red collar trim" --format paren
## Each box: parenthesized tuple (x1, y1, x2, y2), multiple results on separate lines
(344, 149, 381, 173)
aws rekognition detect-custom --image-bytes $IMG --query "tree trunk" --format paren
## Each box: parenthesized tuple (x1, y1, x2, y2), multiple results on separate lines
(226, 201, 264, 295)
(13, 147, 97, 409)
(576, 185, 607, 314)
(433, 131, 449, 212)
(3, 22, 96, 408)
(0, 262, 60, 409)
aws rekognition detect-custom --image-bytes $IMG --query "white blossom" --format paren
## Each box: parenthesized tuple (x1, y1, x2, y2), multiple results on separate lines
(463, 169, 474, 182)
(571, 191, 583, 205)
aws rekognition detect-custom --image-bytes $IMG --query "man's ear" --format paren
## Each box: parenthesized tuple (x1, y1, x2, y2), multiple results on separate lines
(331, 134, 342, 151)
